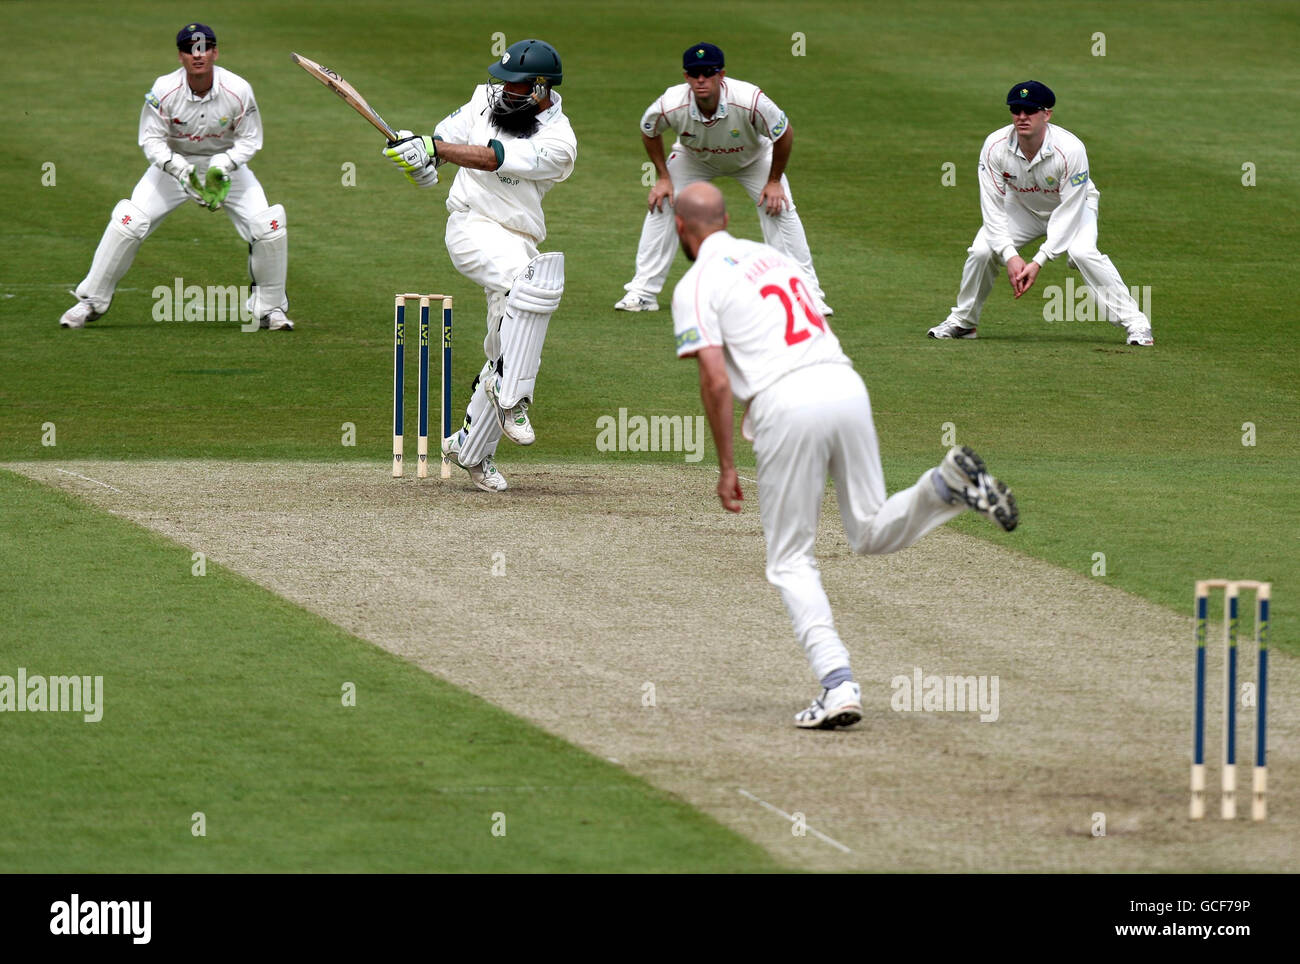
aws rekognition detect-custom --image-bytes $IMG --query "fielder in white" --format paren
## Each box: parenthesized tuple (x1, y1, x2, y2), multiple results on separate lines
(615, 42, 830, 317)
(673, 183, 1018, 729)
(929, 81, 1153, 345)
(384, 39, 575, 492)
(60, 23, 293, 331)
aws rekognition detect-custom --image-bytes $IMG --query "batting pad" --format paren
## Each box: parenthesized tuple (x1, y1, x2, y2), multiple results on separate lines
(77, 199, 151, 309)
(247, 204, 288, 316)
(497, 252, 564, 407)
(456, 360, 504, 467)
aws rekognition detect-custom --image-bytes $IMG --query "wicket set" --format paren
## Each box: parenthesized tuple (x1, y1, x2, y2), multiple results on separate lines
(1191, 579, 1270, 821)
(392, 294, 452, 479)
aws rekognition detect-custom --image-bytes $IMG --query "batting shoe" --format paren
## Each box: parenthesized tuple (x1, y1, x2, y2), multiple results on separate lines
(1125, 323, 1154, 347)
(928, 319, 977, 339)
(485, 377, 535, 446)
(441, 432, 508, 492)
(59, 298, 103, 329)
(613, 292, 659, 312)
(260, 308, 295, 331)
(938, 446, 1019, 532)
(794, 680, 863, 730)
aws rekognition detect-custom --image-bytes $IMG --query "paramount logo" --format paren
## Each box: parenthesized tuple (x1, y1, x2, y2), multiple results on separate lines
(50, 894, 151, 944)
(152, 278, 259, 330)
(890, 666, 999, 723)
(595, 408, 706, 463)
(0, 668, 103, 722)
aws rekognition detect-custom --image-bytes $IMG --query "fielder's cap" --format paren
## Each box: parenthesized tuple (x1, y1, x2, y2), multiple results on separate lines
(684, 42, 725, 70)
(1006, 80, 1054, 109)
(177, 23, 217, 51)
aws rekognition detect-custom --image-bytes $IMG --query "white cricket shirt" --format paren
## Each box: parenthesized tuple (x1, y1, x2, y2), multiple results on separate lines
(673, 231, 849, 402)
(139, 65, 261, 167)
(435, 85, 576, 244)
(640, 79, 788, 174)
(978, 123, 1102, 265)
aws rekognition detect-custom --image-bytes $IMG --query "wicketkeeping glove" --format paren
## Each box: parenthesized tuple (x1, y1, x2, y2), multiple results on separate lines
(163, 154, 207, 205)
(383, 130, 439, 188)
(200, 153, 234, 211)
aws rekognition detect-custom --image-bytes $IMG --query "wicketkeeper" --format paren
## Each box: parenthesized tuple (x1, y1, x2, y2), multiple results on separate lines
(60, 23, 294, 331)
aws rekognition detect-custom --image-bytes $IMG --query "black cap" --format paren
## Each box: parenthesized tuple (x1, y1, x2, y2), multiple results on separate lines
(177, 23, 217, 51)
(683, 42, 724, 70)
(1007, 80, 1054, 109)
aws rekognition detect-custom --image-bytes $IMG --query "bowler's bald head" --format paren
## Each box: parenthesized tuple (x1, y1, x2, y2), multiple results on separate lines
(674, 182, 728, 260)
(676, 182, 727, 231)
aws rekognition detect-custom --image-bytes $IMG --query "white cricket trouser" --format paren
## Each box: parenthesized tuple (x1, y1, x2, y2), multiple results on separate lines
(444, 210, 539, 464)
(945, 202, 1150, 330)
(76, 161, 286, 316)
(750, 363, 964, 682)
(624, 147, 828, 308)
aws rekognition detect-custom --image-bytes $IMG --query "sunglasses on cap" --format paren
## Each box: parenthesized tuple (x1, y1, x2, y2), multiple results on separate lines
(1009, 105, 1042, 116)
(686, 67, 720, 78)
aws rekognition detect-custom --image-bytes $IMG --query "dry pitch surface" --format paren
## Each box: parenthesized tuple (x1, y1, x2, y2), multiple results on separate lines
(10, 459, 1296, 872)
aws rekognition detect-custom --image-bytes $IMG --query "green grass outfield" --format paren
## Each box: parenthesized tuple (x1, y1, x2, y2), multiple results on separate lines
(0, 469, 779, 872)
(1, 0, 1297, 870)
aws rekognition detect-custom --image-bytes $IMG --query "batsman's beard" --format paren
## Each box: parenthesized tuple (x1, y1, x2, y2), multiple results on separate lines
(489, 85, 542, 138)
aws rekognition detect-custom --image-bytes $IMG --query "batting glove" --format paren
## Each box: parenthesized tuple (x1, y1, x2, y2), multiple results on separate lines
(383, 130, 439, 187)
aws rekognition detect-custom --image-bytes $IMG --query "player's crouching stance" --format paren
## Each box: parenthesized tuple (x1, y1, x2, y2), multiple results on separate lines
(929, 81, 1153, 347)
(672, 183, 1018, 730)
(384, 39, 575, 492)
(60, 23, 293, 332)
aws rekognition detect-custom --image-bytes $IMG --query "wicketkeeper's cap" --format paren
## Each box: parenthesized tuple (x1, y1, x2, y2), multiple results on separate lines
(1006, 80, 1055, 109)
(177, 23, 217, 51)
(684, 42, 725, 70)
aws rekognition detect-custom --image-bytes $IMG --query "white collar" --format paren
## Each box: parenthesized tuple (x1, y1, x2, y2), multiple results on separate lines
(184, 66, 219, 102)
(1007, 122, 1055, 162)
(689, 81, 728, 123)
(535, 89, 563, 124)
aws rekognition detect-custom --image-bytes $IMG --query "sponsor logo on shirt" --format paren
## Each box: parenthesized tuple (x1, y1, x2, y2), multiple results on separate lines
(676, 327, 701, 349)
(686, 144, 746, 155)
(145, 92, 160, 109)
(496, 174, 520, 186)
(730, 128, 740, 137)
(770, 114, 787, 138)
(1069, 169, 1089, 186)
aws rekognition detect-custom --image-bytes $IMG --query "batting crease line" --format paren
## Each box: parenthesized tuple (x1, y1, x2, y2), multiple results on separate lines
(737, 788, 852, 853)
(693, 463, 759, 485)
(55, 468, 124, 494)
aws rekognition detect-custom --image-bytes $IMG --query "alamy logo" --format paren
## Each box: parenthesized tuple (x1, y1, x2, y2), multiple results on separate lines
(890, 667, 999, 722)
(1042, 278, 1152, 323)
(596, 408, 706, 463)
(50, 894, 150, 944)
(152, 278, 259, 330)
(0, 668, 103, 722)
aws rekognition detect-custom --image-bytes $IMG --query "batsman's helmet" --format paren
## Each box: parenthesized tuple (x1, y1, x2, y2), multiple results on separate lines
(488, 39, 562, 87)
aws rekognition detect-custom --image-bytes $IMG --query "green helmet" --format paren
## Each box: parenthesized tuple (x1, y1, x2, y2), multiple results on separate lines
(488, 39, 562, 87)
